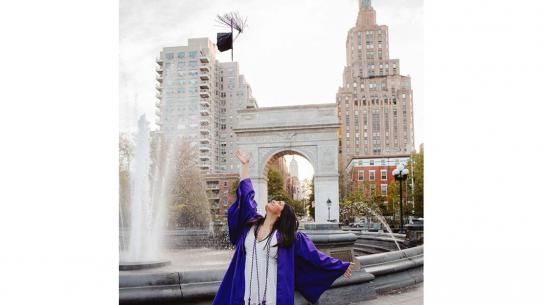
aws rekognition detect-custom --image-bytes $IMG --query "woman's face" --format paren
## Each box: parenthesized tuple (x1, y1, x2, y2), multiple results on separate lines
(265, 200, 285, 216)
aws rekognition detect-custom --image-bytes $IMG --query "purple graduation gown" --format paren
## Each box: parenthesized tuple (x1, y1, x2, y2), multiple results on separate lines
(212, 178, 350, 305)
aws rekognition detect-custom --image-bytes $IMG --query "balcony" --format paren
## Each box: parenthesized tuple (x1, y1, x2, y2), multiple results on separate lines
(199, 65, 210, 72)
(200, 163, 210, 169)
(200, 89, 210, 98)
(200, 100, 210, 107)
(200, 145, 210, 152)
(156, 66, 163, 74)
(200, 108, 210, 116)
(200, 128, 210, 134)
(200, 154, 210, 161)
(199, 72, 210, 80)
(200, 137, 210, 144)
(155, 109, 161, 117)
(200, 118, 210, 126)
(200, 81, 209, 89)
(156, 57, 163, 64)
(200, 56, 209, 63)
(156, 75, 163, 82)
(155, 100, 161, 108)
(208, 193, 219, 200)
(156, 92, 162, 99)
(155, 84, 162, 91)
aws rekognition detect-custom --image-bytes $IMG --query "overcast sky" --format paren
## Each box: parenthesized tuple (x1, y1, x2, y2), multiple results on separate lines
(120, 0, 423, 180)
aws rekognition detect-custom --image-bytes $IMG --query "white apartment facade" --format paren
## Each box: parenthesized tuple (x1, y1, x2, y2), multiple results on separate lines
(155, 38, 257, 174)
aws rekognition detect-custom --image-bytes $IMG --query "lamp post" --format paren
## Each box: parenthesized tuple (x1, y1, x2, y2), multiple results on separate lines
(392, 163, 409, 233)
(326, 198, 332, 222)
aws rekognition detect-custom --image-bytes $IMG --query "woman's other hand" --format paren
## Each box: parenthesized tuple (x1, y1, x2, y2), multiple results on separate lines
(235, 149, 251, 164)
(343, 262, 354, 278)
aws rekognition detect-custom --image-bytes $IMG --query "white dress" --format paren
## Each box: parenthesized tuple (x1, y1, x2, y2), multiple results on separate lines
(243, 224, 278, 305)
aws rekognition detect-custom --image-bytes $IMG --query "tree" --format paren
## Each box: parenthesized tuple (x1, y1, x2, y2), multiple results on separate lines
(307, 177, 315, 220)
(267, 168, 305, 217)
(338, 158, 352, 202)
(267, 169, 285, 197)
(290, 199, 305, 217)
(229, 178, 240, 196)
(340, 181, 386, 224)
(409, 146, 424, 217)
(119, 133, 134, 228)
(167, 136, 211, 229)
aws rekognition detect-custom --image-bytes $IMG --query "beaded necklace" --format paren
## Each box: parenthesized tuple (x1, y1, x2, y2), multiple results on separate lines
(247, 223, 272, 305)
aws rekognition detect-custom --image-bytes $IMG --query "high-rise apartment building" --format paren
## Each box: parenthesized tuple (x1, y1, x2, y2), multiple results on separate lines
(155, 38, 257, 174)
(336, 0, 415, 166)
(155, 38, 258, 221)
(215, 62, 258, 172)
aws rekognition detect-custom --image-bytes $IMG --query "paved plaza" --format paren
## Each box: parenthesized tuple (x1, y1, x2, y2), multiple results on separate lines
(352, 284, 423, 305)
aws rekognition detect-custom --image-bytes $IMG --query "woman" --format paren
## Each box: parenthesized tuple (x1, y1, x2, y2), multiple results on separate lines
(212, 149, 354, 305)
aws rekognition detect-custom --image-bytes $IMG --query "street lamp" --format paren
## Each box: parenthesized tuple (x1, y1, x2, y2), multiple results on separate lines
(392, 163, 409, 233)
(326, 198, 332, 222)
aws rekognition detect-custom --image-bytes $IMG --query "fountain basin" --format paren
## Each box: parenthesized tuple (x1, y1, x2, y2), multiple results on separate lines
(351, 231, 407, 255)
(119, 245, 423, 304)
(302, 222, 360, 269)
(119, 260, 171, 271)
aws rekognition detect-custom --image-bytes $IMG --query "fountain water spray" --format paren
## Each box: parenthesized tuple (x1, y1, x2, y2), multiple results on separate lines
(121, 115, 170, 265)
(358, 203, 408, 258)
(125, 115, 152, 260)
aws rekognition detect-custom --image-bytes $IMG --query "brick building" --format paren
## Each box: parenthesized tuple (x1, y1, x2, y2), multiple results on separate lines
(204, 173, 239, 222)
(345, 154, 410, 200)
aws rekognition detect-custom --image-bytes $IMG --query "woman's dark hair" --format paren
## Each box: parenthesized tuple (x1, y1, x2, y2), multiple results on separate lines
(253, 203, 299, 248)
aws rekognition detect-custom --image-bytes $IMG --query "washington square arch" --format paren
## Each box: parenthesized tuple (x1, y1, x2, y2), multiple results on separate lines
(233, 103, 340, 223)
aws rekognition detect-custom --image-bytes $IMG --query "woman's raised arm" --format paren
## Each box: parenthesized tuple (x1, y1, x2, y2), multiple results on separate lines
(226, 150, 261, 245)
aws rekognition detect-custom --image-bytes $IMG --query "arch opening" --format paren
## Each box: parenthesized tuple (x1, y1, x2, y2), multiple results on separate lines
(262, 149, 315, 220)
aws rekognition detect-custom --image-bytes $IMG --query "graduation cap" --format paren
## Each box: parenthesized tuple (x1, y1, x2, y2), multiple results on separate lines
(215, 12, 247, 60)
(217, 32, 233, 52)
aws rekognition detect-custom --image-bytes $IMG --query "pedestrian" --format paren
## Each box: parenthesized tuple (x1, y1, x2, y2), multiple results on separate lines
(212, 149, 354, 305)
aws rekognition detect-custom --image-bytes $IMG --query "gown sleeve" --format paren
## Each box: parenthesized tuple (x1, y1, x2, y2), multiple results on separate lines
(294, 231, 351, 304)
(226, 178, 262, 245)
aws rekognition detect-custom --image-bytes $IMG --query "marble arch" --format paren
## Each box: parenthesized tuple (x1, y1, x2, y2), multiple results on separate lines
(233, 103, 340, 222)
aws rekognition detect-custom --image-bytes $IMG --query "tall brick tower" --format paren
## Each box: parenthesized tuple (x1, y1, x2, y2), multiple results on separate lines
(337, 0, 415, 166)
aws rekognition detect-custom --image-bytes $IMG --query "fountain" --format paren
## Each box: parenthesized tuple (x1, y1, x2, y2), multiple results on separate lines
(361, 205, 404, 254)
(118, 122, 423, 303)
(119, 115, 170, 270)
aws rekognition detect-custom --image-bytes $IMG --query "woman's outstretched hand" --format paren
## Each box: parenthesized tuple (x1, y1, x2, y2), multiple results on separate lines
(343, 262, 354, 278)
(235, 149, 251, 165)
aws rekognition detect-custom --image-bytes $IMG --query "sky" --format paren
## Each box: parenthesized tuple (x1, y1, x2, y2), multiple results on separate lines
(120, 0, 423, 181)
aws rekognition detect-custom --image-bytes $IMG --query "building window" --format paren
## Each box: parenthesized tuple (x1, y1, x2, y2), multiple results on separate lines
(358, 170, 364, 181)
(369, 170, 375, 181)
(381, 170, 387, 180)
(381, 184, 387, 196)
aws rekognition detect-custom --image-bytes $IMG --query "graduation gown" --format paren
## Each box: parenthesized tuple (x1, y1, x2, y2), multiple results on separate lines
(212, 178, 350, 305)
